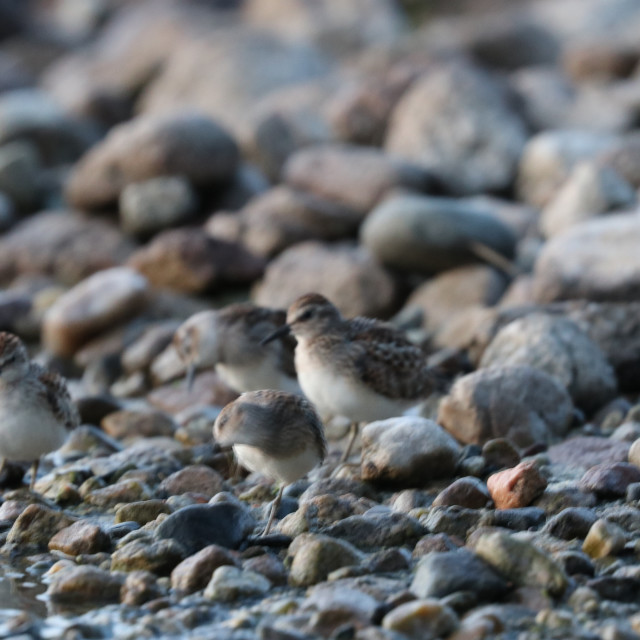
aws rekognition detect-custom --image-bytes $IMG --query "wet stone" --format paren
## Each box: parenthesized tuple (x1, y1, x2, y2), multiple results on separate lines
(48, 521, 110, 556)
(158, 465, 224, 499)
(587, 576, 640, 603)
(85, 479, 152, 509)
(580, 463, 640, 497)
(432, 477, 492, 509)
(543, 507, 598, 540)
(47, 565, 124, 604)
(482, 507, 546, 531)
(5, 504, 75, 551)
(421, 506, 483, 540)
(487, 461, 548, 510)
(411, 549, 508, 601)
(556, 550, 595, 577)
(582, 519, 627, 559)
(120, 570, 164, 606)
(111, 538, 185, 575)
(114, 499, 171, 526)
(171, 544, 239, 594)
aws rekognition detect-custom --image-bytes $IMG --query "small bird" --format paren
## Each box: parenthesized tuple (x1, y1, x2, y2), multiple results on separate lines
(0, 333, 79, 490)
(263, 293, 444, 462)
(214, 389, 326, 535)
(173, 303, 302, 395)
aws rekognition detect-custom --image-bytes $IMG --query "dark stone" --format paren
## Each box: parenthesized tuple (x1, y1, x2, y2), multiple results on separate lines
(556, 551, 595, 577)
(626, 483, 640, 502)
(587, 576, 640, 602)
(580, 463, 640, 497)
(543, 507, 598, 540)
(483, 507, 546, 531)
(411, 549, 508, 601)
(155, 503, 256, 555)
(75, 394, 122, 426)
(108, 521, 141, 542)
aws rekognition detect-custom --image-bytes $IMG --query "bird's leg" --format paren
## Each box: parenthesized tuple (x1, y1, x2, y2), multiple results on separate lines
(340, 422, 360, 463)
(29, 459, 39, 492)
(263, 484, 284, 536)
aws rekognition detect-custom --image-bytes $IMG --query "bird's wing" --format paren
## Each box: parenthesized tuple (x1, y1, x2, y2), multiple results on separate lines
(348, 318, 438, 400)
(30, 363, 80, 430)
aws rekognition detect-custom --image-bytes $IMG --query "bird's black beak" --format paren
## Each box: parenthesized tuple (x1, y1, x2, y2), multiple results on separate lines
(261, 324, 291, 346)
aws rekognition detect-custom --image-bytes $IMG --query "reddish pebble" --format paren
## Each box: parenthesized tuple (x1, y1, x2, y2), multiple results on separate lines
(487, 460, 547, 510)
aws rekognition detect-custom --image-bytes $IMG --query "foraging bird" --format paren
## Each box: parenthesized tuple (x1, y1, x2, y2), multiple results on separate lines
(173, 303, 301, 394)
(214, 389, 326, 535)
(0, 333, 79, 490)
(263, 293, 444, 462)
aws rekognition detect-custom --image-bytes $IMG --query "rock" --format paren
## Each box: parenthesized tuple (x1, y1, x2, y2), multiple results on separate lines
(480, 314, 617, 412)
(540, 162, 636, 238)
(556, 550, 595, 577)
(587, 576, 640, 603)
(0, 140, 41, 211)
(385, 61, 526, 195)
(361, 194, 516, 274)
(432, 477, 492, 509)
(66, 111, 238, 210)
(115, 500, 171, 526)
(474, 530, 568, 596)
(155, 503, 256, 555)
(0, 89, 90, 163)
(320, 511, 425, 551)
(411, 549, 508, 601)
(288, 533, 362, 587)
(120, 320, 181, 374)
(381, 599, 459, 640)
(563, 42, 640, 82)
(402, 264, 508, 340)
(582, 519, 627, 559)
(421, 506, 484, 540)
(203, 565, 270, 602)
(120, 570, 163, 606)
(120, 176, 198, 236)
(101, 409, 176, 441)
(207, 185, 361, 258)
(438, 366, 573, 447)
(85, 479, 151, 509)
(611, 422, 640, 442)
(548, 436, 630, 471)
(138, 30, 332, 136)
(487, 461, 548, 509)
(5, 504, 75, 550)
(171, 545, 239, 594)
(0, 210, 135, 286)
(48, 521, 110, 555)
(517, 130, 620, 207)
(580, 463, 640, 497)
(482, 438, 521, 472)
(111, 538, 185, 575)
(47, 565, 123, 604)
(128, 228, 265, 294)
(361, 417, 460, 487)
(42, 267, 150, 357)
(484, 507, 546, 531)
(252, 241, 397, 318)
(629, 438, 640, 467)
(244, 0, 405, 55)
(283, 144, 431, 217)
(543, 508, 598, 540)
(533, 214, 640, 304)
(158, 465, 224, 498)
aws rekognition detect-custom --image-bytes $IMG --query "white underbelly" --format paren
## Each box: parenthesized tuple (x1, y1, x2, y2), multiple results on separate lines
(217, 360, 302, 395)
(0, 404, 69, 462)
(297, 356, 415, 423)
(233, 444, 321, 485)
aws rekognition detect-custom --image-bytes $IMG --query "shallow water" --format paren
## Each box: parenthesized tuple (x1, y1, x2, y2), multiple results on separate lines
(0, 558, 47, 636)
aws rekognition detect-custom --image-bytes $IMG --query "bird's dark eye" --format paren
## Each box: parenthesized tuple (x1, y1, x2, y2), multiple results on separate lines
(299, 309, 314, 321)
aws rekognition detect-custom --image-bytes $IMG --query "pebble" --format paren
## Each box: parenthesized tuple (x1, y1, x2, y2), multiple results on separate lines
(101, 409, 176, 441)
(114, 500, 172, 526)
(243, 553, 288, 586)
(119, 176, 198, 237)
(381, 599, 459, 640)
(474, 530, 568, 597)
(288, 533, 363, 587)
(543, 507, 598, 540)
(487, 461, 548, 510)
(42, 267, 150, 357)
(66, 111, 239, 210)
(420, 506, 483, 540)
(432, 477, 492, 509)
(171, 544, 239, 594)
(47, 565, 124, 604)
(158, 465, 224, 499)
(582, 519, 627, 559)
(481, 438, 521, 472)
(483, 507, 546, 531)
(110, 539, 185, 575)
(629, 438, 640, 467)
(361, 417, 460, 487)
(120, 570, 164, 606)
(85, 479, 151, 509)
(580, 462, 640, 497)
(155, 503, 256, 555)
(548, 436, 630, 471)
(204, 565, 271, 602)
(438, 365, 573, 447)
(411, 550, 508, 601)
(361, 193, 516, 274)
(48, 521, 111, 556)
(5, 504, 75, 551)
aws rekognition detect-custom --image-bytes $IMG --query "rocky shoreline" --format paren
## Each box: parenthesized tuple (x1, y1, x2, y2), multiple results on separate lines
(1, 0, 640, 638)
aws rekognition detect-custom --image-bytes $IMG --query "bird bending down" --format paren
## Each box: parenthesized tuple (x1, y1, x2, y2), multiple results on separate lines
(263, 293, 444, 462)
(173, 303, 302, 395)
(214, 389, 326, 535)
(0, 333, 79, 491)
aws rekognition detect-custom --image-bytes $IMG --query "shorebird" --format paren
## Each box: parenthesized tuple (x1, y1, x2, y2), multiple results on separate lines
(173, 303, 302, 395)
(214, 389, 326, 535)
(263, 293, 444, 462)
(0, 333, 79, 490)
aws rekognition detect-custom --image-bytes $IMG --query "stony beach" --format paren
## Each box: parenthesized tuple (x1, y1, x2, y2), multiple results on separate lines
(1, 0, 640, 638)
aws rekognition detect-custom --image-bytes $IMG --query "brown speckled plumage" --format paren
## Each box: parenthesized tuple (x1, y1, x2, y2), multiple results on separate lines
(30, 364, 80, 431)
